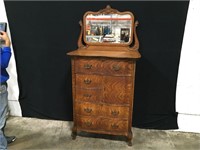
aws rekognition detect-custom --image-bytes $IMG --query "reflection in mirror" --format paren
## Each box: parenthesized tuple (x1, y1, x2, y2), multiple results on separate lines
(85, 14, 132, 44)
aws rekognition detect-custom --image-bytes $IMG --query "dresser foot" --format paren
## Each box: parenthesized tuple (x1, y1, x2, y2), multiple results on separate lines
(127, 131, 133, 146)
(71, 131, 77, 140)
(127, 140, 132, 146)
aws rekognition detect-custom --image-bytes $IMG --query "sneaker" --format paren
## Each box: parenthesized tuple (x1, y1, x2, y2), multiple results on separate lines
(6, 136, 16, 144)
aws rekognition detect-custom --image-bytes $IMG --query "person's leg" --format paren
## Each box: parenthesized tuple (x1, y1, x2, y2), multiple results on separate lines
(0, 84, 8, 149)
(6, 136, 16, 144)
(2, 113, 16, 144)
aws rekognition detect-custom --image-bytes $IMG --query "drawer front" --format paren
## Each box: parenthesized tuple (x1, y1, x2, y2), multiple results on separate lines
(102, 59, 133, 76)
(103, 76, 132, 104)
(75, 102, 129, 118)
(76, 102, 100, 116)
(103, 118, 128, 133)
(75, 58, 101, 74)
(76, 74, 102, 89)
(77, 116, 100, 130)
(77, 116, 128, 133)
(75, 88, 102, 102)
(101, 105, 129, 119)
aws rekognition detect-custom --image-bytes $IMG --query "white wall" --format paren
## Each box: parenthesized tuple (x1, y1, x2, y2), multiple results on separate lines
(0, 0, 21, 116)
(176, 0, 200, 133)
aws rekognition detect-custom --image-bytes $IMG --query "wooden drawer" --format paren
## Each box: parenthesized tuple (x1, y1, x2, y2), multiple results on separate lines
(103, 76, 132, 104)
(75, 88, 102, 102)
(102, 59, 133, 76)
(75, 102, 129, 119)
(77, 116, 128, 133)
(102, 118, 128, 133)
(101, 105, 129, 119)
(77, 116, 100, 130)
(76, 102, 100, 116)
(76, 74, 102, 89)
(75, 58, 101, 74)
(74, 58, 133, 76)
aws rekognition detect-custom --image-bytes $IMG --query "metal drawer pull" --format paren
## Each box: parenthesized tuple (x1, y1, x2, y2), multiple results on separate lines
(111, 124, 119, 129)
(84, 108, 92, 113)
(83, 94, 92, 98)
(84, 121, 92, 127)
(84, 64, 92, 69)
(112, 65, 120, 71)
(84, 79, 92, 84)
(111, 110, 119, 116)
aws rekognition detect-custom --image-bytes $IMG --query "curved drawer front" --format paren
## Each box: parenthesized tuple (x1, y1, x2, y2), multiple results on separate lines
(75, 102, 129, 118)
(102, 59, 133, 76)
(76, 74, 102, 89)
(103, 118, 128, 133)
(77, 116, 100, 130)
(77, 116, 128, 133)
(76, 102, 100, 116)
(75, 58, 101, 74)
(101, 105, 129, 119)
(75, 88, 102, 102)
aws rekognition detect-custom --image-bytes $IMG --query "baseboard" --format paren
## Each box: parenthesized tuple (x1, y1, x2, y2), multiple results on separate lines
(8, 100, 22, 117)
(175, 113, 200, 133)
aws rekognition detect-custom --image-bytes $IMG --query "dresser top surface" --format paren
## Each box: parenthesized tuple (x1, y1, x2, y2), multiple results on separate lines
(67, 47, 141, 59)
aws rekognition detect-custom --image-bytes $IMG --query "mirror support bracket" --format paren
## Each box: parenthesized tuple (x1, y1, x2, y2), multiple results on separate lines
(129, 21, 139, 51)
(77, 20, 86, 49)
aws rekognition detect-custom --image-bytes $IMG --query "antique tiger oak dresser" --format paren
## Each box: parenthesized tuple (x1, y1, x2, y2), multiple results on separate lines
(67, 5, 141, 146)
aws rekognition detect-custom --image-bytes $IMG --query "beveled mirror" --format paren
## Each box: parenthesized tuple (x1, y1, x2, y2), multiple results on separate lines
(83, 5, 134, 46)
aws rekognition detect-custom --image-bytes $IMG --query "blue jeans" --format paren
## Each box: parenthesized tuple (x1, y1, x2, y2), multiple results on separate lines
(0, 84, 8, 150)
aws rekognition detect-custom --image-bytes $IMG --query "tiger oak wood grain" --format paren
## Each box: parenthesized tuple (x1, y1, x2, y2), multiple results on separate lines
(67, 5, 140, 146)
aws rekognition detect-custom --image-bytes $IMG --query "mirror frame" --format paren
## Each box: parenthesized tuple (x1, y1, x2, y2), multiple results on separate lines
(83, 5, 135, 46)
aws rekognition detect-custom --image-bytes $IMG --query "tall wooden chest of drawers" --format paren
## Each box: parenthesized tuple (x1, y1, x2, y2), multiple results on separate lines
(67, 5, 141, 146)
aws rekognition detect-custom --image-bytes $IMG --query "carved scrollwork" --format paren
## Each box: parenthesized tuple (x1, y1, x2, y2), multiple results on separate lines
(98, 5, 119, 14)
